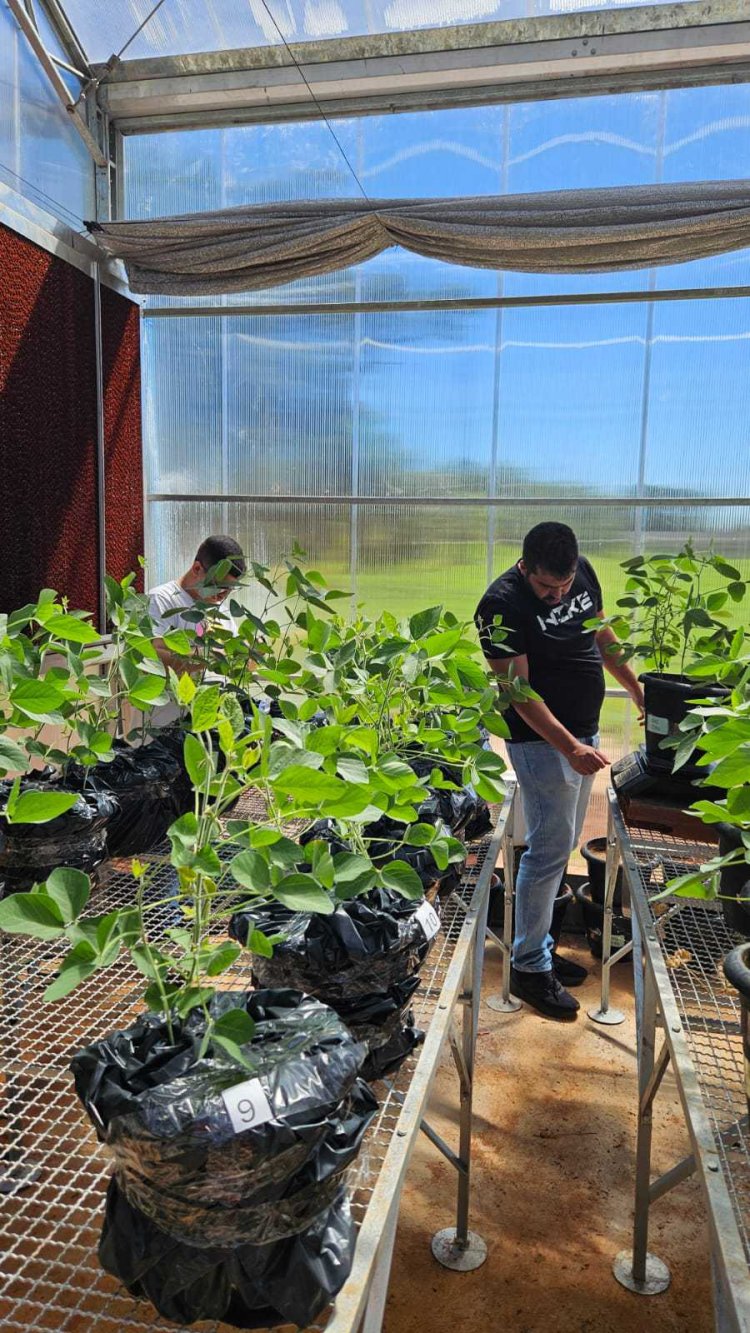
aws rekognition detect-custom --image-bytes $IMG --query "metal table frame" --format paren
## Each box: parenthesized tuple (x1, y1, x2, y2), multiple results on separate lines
(599, 787, 750, 1331)
(0, 781, 516, 1333)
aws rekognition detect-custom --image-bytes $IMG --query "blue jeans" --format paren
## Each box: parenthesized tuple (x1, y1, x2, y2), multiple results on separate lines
(507, 735, 599, 974)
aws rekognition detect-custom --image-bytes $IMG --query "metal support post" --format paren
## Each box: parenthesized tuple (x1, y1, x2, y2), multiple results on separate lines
(588, 796, 626, 1025)
(431, 872, 489, 1273)
(613, 956, 671, 1295)
(486, 783, 522, 1014)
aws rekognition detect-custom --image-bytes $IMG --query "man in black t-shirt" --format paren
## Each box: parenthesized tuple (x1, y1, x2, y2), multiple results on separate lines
(475, 522, 644, 1020)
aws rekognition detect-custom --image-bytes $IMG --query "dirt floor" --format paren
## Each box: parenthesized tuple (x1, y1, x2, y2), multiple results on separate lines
(383, 931, 712, 1333)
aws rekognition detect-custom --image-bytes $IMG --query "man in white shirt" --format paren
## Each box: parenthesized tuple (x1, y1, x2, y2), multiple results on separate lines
(148, 534, 246, 675)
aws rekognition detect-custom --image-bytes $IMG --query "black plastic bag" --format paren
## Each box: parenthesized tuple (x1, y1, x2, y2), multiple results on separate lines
(99, 1173, 357, 1329)
(0, 779, 118, 894)
(70, 990, 377, 1327)
(66, 738, 193, 858)
(231, 890, 438, 999)
(336, 976, 425, 1081)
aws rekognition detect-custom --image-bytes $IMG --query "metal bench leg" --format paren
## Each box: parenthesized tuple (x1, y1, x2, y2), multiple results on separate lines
(486, 797, 522, 1014)
(589, 799, 626, 1026)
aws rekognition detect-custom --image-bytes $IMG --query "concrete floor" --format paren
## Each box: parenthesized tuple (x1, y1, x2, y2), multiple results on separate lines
(384, 933, 712, 1333)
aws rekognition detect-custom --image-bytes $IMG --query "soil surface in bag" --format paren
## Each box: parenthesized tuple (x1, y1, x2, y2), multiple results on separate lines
(66, 737, 193, 857)
(70, 990, 377, 1326)
(0, 778, 118, 894)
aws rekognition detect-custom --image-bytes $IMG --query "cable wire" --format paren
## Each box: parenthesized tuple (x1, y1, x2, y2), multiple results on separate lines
(258, 0, 372, 205)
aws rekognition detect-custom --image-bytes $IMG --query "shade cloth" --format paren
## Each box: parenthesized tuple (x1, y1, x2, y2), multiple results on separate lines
(88, 180, 750, 295)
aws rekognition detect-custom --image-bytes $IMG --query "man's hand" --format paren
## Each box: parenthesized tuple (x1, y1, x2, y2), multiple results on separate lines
(565, 742, 610, 776)
(630, 682, 646, 723)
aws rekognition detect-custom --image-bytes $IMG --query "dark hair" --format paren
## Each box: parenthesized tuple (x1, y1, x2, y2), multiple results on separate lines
(195, 535, 246, 578)
(522, 522, 578, 578)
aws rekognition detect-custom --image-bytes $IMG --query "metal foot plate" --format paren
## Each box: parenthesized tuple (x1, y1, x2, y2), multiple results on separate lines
(431, 1228, 488, 1272)
(588, 1005, 626, 1025)
(486, 994, 522, 1013)
(613, 1251, 671, 1295)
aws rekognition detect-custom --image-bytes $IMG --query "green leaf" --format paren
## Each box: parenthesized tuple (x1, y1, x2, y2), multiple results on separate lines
(44, 613, 99, 645)
(421, 627, 463, 658)
(707, 748, 750, 789)
(4, 790, 78, 824)
(336, 755, 369, 785)
(45, 867, 90, 922)
(380, 860, 424, 900)
(205, 941, 242, 977)
(272, 873, 335, 914)
(212, 1034, 255, 1070)
(409, 606, 442, 640)
(307, 725, 344, 757)
(405, 822, 437, 847)
(44, 945, 99, 1002)
(231, 849, 271, 893)
(128, 674, 168, 705)
(712, 557, 741, 581)
(0, 734, 27, 775)
(212, 1008, 256, 1046)
(249, 827, 282, 848)
(183, 733, 213, 788)
(191, 685, 221, 732)
(0, 892, 65, 939)
(272, 766, 349, 803)
(728, 582, 747, 603)
(689, 800, 730, 823)
(176, 673, 196, 706)
(10, 678, 67, 719)
(162, 629, 192, 655)
(249, 927, 274, 958)
(306, 840, 335, 889)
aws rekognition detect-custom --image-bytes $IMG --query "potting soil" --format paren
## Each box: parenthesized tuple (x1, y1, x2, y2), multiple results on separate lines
(70, 990, 377, 1327)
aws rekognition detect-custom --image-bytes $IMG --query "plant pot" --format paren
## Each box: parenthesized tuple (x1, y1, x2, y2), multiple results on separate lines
(580, 837, 624, 909)
(723, 944, 750, 1118)
(231, 890, 440, 1082)
(717, 823, 750, 937)
(640, 672, 728, 774)
(66, 737, 193, 858)
(70, 989, 377, 1328)
(0, 780, 118, 896)
(575, 882, 632, 960)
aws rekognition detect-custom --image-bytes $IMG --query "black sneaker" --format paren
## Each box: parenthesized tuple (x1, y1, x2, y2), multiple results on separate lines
(552, 951, 588, 988)
(510, 967, 580, 1020)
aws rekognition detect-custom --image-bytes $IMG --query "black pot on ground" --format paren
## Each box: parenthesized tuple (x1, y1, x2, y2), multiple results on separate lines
(0, 780, 118, 896)
(575, 882, 632, 960)
(640, 672, 728, 774)
(70, 990, 377, 1328)
(723, 944, 750, 1118)
(580, 837, 624, 910)
(717, 824, 750, 936)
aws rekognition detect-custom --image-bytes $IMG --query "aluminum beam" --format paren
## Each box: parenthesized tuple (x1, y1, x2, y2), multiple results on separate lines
(92, 2, 750, 133)
(7, 0, 107, 164)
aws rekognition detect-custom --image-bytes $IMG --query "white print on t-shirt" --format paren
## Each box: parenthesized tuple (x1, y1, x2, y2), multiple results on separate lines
(536, 590, 594, 634)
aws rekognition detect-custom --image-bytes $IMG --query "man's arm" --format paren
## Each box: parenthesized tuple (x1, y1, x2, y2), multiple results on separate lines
(595, 615, 645, 720)
(488, 654, 609, 776)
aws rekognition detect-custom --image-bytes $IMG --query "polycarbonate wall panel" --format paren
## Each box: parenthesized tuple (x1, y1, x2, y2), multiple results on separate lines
(63, 0, 698, 63)
(355, 504, 488, 618)
(0, 3, 94, 225)
(147, 501, 351, 604)
(643, 299, 750, 500)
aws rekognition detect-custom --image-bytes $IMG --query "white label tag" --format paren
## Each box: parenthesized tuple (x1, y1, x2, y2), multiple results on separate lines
(647, 714, 670, 736)
(415, 899, 441, 941)
(221, 1077, 274, 1135)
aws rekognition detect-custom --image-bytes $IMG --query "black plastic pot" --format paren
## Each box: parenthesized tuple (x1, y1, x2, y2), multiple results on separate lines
(70, 989, 377, 1328)
(580, 837, 624, 909)
(487, 853, 572, 943)
(717, 824, 750, 937)
(0, 779, 118, 895)
(66, 738, 193, 858)
(723, 943, 750, 1119)
(640, 672, 728, 774)
(575, 882, 632, 960)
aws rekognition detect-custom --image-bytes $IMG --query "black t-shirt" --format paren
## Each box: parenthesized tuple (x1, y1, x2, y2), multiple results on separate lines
(475, 556, 605, 743)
